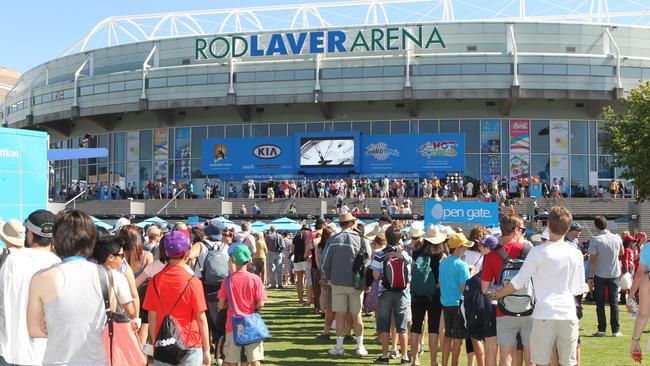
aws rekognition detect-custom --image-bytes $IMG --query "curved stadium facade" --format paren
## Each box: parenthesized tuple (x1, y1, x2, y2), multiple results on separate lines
(3, 3, 650, 197)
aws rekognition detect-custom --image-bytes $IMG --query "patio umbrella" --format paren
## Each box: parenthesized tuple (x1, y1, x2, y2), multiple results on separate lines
(136, 216, 168, 228)
(91, 216, 112, 230)
(251, 221, 271, 232)
(271, 217, 301, 232)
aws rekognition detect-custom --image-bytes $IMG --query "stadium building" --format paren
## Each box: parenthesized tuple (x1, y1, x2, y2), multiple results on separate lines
(3, 0, 650, 198)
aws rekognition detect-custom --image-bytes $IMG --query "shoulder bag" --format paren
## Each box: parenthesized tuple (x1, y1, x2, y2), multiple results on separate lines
(225, 277, 269, 346)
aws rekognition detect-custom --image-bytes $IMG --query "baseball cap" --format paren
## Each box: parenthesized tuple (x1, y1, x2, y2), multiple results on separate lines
(379, 215, 392, 223)
(163, 231, 190, 258)
(113, 217, 130, 232)
(24, 209, 55, 238)
(315, 217, 326, 228)
(300, 224, 311, 232)
(481, 235, 499, 250)
(0, 219, 26, 248)
(229, 243, 252, 266)
(448, 233, 472, 249)
(204, 220, 225, 241)
(569, 223, 583, 232)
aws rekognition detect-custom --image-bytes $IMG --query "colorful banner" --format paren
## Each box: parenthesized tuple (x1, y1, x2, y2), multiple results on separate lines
(509, 119, 530, 153)
(175, 128, 191, 159)
(481, 154, 501, 183)
(153, 128, 168, 160)
(550, 155, 569, 193)
(509, 154, 530, 182)
(480, 119, 500, 154)
(550, 120, 569, 154)
(126, 131, 139, 162)
(202, 137, 295, 176)
(126, 162, 139, 188)
(153, 161, 168, 181)
(424, 201, 499, 226)
(175, 159, 191, 182)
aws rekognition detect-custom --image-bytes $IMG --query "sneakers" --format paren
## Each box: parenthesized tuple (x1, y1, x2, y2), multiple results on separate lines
(329, 346, 345, 356)
(613, 331, 624, 337)
(356, 346, 369, 356)
(592, 331, 606, 337)
(315, 333, 331, 341)
(390, 348, 399, 359)
(375, 356, 390, 364)
(400, 359, 412, 364)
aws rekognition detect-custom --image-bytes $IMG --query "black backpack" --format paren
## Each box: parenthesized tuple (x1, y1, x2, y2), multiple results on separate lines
(464, 272, 492, 334)
(152, 277, 192, 365)
(200, 240, 229, 290)
(351, 234, 370, 291)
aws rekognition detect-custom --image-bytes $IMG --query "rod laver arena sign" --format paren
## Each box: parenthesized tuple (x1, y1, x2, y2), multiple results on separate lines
(195, 26, 445, 60)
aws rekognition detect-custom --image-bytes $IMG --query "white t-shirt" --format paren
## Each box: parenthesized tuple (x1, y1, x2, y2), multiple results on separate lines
(510, 240, 584, 320)
(0, 248, 60, 365)
(463, 251, 484, 273)
(235, 232, 256, 255)
(109, 269, 134, 313)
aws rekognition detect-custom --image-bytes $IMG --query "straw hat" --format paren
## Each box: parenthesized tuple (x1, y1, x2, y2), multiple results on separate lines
(422, 225, 447, 245)
(338, 212, 357, 223)
(0, 219, 26, 248)
(407, 226, 425, 238)
(365, 224, 381, 240)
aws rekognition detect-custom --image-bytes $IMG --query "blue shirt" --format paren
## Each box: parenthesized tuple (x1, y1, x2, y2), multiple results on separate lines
(640, 244, 650, 268)
(439, 255, 471, 307)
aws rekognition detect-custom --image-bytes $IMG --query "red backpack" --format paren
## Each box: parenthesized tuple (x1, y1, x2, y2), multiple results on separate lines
(382, 249, 410, 292)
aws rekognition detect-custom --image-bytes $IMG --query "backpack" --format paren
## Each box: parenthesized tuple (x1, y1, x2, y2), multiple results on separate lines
(152, 278, 192, 365)
(382, 248, 410, 292)
(411, 254, 436, 296)
(464, 272, 492, 334)
(0, 248, 9, 269)
(496, 243, 534, 317)
(200, 240, 229, 290)
(351, 235, 370, 291)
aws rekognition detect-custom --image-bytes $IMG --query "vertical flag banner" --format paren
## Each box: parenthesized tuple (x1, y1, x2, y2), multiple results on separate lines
(509, 119, 530, 153)
(550, 120, 569, 154)
(126, 131, 139, 162)
(154, 161, 168, 181)
(481, 154, 501, 183)
(550, 155, 569, 190)
(480, 119, 500, 153)
(175, 159, 191, 182)
(153, 128, 168, 160)
(175, 128, 191, 159)
(126, 162, 139, 187)
(509, 154, 530, 181)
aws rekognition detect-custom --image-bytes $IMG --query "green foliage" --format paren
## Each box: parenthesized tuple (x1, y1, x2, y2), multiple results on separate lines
(603, 81, 650, 201)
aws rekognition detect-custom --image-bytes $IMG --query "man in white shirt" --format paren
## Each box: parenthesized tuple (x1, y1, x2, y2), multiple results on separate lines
(496, 206, 584, 366)
(0, 210, 61, 366)
(235, 222, 256, 255)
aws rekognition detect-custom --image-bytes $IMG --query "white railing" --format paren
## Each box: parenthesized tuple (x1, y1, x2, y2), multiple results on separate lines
(65, 190, 87, 209)
(156, 189, 186, 215)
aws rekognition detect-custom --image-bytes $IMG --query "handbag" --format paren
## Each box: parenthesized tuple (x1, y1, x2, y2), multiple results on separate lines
(97, 266, 147, 366)
(225, 277, 269, 346)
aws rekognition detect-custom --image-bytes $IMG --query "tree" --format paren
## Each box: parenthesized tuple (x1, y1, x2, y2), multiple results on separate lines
(603, 80, 650, 201)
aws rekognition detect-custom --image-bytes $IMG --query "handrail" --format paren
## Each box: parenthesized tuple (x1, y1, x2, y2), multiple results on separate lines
(156, 188, 186, 215)
(65, 190, 87, 209)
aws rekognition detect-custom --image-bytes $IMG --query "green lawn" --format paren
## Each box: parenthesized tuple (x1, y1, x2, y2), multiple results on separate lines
(259, 288, 641, 366)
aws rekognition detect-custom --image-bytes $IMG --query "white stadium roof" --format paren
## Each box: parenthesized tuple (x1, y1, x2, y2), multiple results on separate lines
(64, 0, 650, 56)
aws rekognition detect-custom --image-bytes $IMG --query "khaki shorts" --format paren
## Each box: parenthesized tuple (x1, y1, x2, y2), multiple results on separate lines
(293, 261, 308, 272)
(330, 284, 364, 314)
(223, 332, 264, 363)
(530, 319, 579, 366)
(496, 316, 532, 347)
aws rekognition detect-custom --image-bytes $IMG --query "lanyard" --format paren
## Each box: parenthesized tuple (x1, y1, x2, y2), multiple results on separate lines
(62, 255, 86, 262)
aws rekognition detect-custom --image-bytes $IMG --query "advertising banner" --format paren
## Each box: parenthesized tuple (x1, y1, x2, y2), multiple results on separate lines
(510, 154, 530, 181)
(175, 159, 191, 182)
(480, 119, 500, 153)
(153, 161, 168, 181)
(361, 133, 464, 174)
(175, 128, 191, 159)
(202, 137, 294, 177)
(126, 162, 139, 189)
(126, 131, 139, 162)
(153, 128, 168, 160)
(509, 119, 530, 153)
(424, 200, 499, 226)
(550, 120, 569, 154)
(550, 155, 569, 192)
(481, 154, 501, 183)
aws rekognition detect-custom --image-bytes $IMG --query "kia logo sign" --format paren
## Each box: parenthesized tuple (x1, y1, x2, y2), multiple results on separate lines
(253, 144, 282, 159)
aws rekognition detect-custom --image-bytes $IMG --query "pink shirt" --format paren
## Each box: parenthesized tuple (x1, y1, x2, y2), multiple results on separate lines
(217, 269, 267, 333)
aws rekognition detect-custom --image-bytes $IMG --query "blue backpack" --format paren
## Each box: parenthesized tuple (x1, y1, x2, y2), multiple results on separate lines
(411, 254, 436, 296)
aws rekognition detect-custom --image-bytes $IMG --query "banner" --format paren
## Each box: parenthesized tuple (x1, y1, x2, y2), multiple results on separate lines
(509, 119, 530, 153)
(175, 128, 191, 159)
(154, 160, 168, 181)
(126, 162, 139, 188)
(175, 159, 191, 182)
(126, 131, 139, 162)
(550, 155, 569, 193)
(480, 119, 500, 153)
(202, 137, 295, 176)
(153, 128, 168, 160)
(481, 154, 501, 183)
(424, 200, 499, 226)
(509, 154, 530, 181)
(550, 120, 569, 154)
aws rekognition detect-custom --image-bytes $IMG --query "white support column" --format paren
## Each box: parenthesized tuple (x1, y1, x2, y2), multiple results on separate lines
(72, 57, 91, 107)
(89, 53, 95, 77)
(45, 67, 49, 86)
(507, 24, 520, 87)
(604, 27, 622, 89)
(405, 50, 412, 88)
(315, 54, 322, 92)
(228, 58, 236, 94)
(140, 44, 158, 100)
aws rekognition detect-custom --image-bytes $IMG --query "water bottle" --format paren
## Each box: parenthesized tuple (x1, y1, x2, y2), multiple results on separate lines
(627, 298, 638, 318)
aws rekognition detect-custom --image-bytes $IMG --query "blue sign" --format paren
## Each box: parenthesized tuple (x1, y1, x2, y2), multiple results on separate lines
(361, 133, 464, 174)
(202, 136, 294, 177)
(424, 201, 499, 227)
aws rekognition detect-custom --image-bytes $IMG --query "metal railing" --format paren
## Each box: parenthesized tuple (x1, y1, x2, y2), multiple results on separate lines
(156, 189, 186, 215)
(65, 190, 87, 209)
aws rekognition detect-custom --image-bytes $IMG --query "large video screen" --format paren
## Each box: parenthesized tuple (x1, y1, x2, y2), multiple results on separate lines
(299, 137, 355, 167)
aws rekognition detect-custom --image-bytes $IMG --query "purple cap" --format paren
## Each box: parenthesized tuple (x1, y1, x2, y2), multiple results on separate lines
(163, 231, 190, 258)
(481, 235, 499, 250)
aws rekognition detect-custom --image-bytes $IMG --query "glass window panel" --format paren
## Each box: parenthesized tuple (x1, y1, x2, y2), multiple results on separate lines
(42, 93, 52, 103)
(324, 122, 333, 132)
(460, 119, 480, 153)
(98, 164, 109, 185)
(149, 78, 167, 88)
(570, 120, 589, 154)
(412, 65, 435, 76)
(567, 64, 590, 75)
(167, 76, 186, 86)
(79, 86, 93, 96)
(437, 64, 461, 75)
(140, 161, 152, 191)
(113, 163, 125, 187)
(187, 74, 208, 85)
(114, 132, 125, 162)
(270, 124, 287, 136)
(243, 125, 251, 138)
(341, 67, 363, 78)
(208, 73, 229, 83)
(236, 72, 255, 82)
(294, 69, 314, 80)
(333, 122, 351, 131)
(391, 120, 409, 134)
(519, 64, 543, 74)
(208, 126, 224, 138)
(410, 120, 419, 134)
(94, 84, 108, 94)
(226, 125, 243, 138)
(598, 156, 614, 179)
(192, 159, 203, 179)
(531, 154, 550, 181)
(98, 134, 109, 164)
(274, 70, 294, 81)
(139, 130, 153, 161)
(192, 127, 207, 158)
(590, 155, 597, 171)
(352, 121, 371, 134)
(33, 95, 42, 105)
(306, 123, 324, 132)
(124, 80, 141, 90)
(464, 154, 480, 183)
(255, 71, 274, 81)
(88, 165, 97, 184)
(501, 119, 510, 154)
(362, 67, 383, 77)
(440, 119, 459, 133)
(621, 67, 642, 78)
(597, 121, 607, 154)
(288, 123, 306, 135)
(486, 64, 511, 74)
(543, 64, 567, 75)
(419, 119, 438, 133)
(383, 66, 404, 77)
(321, 68, 342, 79)
(78, 165, 87, 183)
(372, 121, 390, 135)
(570, 155, 589, 197)
(252, 124, 269, 137)
(643, 69, 650, 79)
(461, 64, 486, 74)
(530, 120, 549, 154)
(591, 65, 614, 76)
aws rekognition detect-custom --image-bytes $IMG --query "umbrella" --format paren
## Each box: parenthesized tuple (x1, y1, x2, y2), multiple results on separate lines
(212, 216, 234, 225)
(136, 216, 168, 228)
(251, 221, 270, 232)
(271, 217, 301, 232)
(91, 216, 112, 230)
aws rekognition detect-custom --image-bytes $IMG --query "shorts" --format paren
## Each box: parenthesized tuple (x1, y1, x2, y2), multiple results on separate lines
(411, 294, 442, 334)
(304, 262, 313, 286)
(293, 261, 308, 272)
(530, 319, 579, 366)
(496, 316, 533, 347)
(331, 284, 364, 314)
(467, 303, 497, 340)
(154, 348, 202, 366)
(223, 332, 265, 363)
(376, 291, 409, 333)
(443, 306, 467, 339)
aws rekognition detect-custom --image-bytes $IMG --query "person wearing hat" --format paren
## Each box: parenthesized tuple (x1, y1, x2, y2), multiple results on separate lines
(565, 223, 583, 250)
(0, 219, 26, 250)
(217, 244, 267, 365)
(143, 231, 211, 366)
(292, 224, 312, 305)
(321, 212, 370, 357)
(144, 224, 163, 259)
(0, 211, 60, 366)
(405, 224, 425, 257)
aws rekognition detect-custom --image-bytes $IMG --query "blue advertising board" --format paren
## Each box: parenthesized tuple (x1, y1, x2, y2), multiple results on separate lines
(361, 133, 464, 174)
(202, 136, 294, 178)
(424, 200, 499, 227)
(0, 128, 48, 223)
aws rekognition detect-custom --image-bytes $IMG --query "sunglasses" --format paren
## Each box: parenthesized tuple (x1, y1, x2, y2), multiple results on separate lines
(113, 252, 124, 258)
(224, 233, 233, 237)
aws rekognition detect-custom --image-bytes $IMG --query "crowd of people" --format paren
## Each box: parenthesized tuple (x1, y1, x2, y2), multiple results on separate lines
(1, 203, 649, 366)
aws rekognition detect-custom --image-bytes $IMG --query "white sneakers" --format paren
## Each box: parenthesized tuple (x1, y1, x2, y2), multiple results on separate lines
(356, 346, 369, 356)
(329, 346, 368, 357)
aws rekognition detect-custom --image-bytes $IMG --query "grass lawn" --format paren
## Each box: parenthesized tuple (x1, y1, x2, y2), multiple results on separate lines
(259, 287, 641, 366)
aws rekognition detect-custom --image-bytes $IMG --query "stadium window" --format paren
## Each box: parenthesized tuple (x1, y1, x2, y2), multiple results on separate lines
(79, 86, 94, 96)
(191, 159, 203, 179)
(33, 95, 42, 105)
(460, 119, 480, 153)
(486, 64, 512, 74)
(390, 120, 409, 134)
(321, 68, 342, 79)
(167, 76, 187, 87)
(124, 80, 141, 90)
(63, 89, 74, 99)
(419, 119, 438, 133)
(411, 65, 435, 76)
(243, 125, 251, 138)
(270, 124, 288, 136)
(187, 75, 208, 85)
(288, 123, 306, 135)
(530, 154, 550, 180)
(567, 65, 590, 75)
(464, 154, 480, 182)
(372, 121, 390, 135)
(621, 67, 642, 78)
(306, 123, 325, 132)
(570, 121, 589, 154)
(235, 72, 255, 83)
(191, 127, 207, 158)
(598, 156, 614, 179)
(543, 64, 567, 75)
(518, 64, 543, 74)
(98, 134, 109, 164)
(591, 65, 614, 76)
(114, 132, 126, 162)
(362, 67, 383, 78)
(252, 124, 269, 137)
(383, 66, 405, 77)
(208, 73, 229, 84)
(149, 78, 167, 88)
(94, 84, 108, 94)
(255, 71, 275, 82)
(274, 70, 294, 81)
(226, 125, 244, 138)
(341, 67, 363, 78)
(439, 119, 459, 133)
(42, 93, 52, 103)
(437, 64, 461, 75)
(333, 122, 352, 131)
(352, 121, 371, 134)
(410, 120, 419, 134)
(530, 120, 549, 154)
(208, 126, 224, 138)
(139, 130, 153, 161)
(643, 68, 650, 79)
(461, 64, 486, 74)
(571, 155, 589, 197)
(294, 69, 315, 80)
